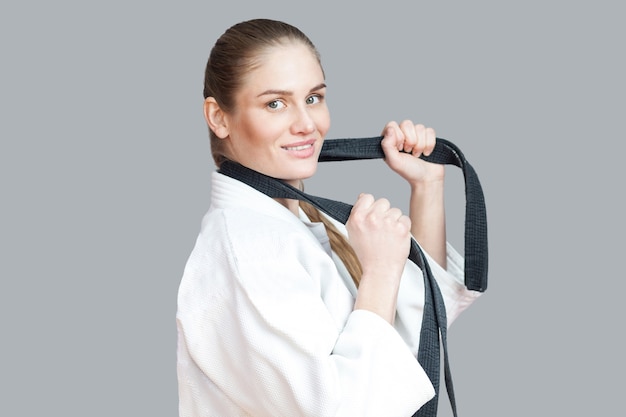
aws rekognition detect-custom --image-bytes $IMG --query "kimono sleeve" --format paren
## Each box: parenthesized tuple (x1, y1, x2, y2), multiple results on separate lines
(177, 209, 434, 417)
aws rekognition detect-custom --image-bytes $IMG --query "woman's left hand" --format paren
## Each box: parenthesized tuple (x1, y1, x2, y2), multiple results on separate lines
(381, 120, 445, 185)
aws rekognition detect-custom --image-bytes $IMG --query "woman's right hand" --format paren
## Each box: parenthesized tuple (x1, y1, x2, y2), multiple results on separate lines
(346, 194, 412, 323)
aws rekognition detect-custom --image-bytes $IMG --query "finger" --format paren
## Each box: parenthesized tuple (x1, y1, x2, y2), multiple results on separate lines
(387, 207, 404, 221)
(412, 124, 426, 156)
(387, 208, 410, 236)
(381, 124, 406, 168)
(382, 121, 404, 152)
(400, 120, 417, 153)
(423, 127, 436, 156)
(350, 193, 374, 214)
(353, 193, 375, 210)
(381, 124, 398, 156)
(348, 193, 374, 225)
(398, 214, 412, 231)
(371, 197, 391, 214)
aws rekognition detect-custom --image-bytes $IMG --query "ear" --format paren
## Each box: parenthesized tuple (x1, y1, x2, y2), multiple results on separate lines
(204, 97, 230, 139)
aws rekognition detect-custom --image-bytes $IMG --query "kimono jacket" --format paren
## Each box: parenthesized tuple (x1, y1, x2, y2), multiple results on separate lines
(176, 171, 481, 417)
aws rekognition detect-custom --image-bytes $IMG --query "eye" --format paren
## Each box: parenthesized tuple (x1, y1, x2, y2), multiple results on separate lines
(267, 100, 286, 110)
(306, 94, 323, 105)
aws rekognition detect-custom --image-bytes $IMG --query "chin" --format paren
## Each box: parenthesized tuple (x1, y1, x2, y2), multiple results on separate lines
(280, 163, 318, 184)
(298, 162, 319, 179)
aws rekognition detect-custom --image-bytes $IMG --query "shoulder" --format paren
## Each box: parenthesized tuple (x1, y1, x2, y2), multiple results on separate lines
(206, 171, 318, 249)
(188, 205, 328, 282)
(178, 204, 337, 320)
(203, 205, 316, 254)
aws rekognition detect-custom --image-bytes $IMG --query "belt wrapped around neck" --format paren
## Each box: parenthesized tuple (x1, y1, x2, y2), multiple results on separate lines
(219, 135, 488, 417)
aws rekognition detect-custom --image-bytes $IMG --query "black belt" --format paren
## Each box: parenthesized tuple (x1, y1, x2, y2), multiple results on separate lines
(219, 136, 488, 416)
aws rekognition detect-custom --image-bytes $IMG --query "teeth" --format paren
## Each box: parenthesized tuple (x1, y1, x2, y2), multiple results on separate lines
(284, 144, 313, 151)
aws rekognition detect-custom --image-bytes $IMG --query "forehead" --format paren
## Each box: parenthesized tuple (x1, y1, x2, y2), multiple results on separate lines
(240, 43, 324, 93)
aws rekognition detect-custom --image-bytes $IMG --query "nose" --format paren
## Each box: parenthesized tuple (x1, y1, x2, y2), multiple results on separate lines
(290, 106, 316, 135)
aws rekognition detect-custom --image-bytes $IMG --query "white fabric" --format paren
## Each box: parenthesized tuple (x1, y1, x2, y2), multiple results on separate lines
(176, 172, 481, 417)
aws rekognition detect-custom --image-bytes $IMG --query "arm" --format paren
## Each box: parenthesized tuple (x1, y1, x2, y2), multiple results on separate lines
(320, 213, 482, 357)
(409, 178, 447, 268)
(381, 120, 447, 267)
(177, 211, 434, 417)
(377, 121, 483, 336)
(347, 193, 412, 324)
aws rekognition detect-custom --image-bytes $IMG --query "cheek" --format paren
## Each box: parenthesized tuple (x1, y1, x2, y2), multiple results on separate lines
(316, 107, 331, 136)
(235, 114, 276, 148)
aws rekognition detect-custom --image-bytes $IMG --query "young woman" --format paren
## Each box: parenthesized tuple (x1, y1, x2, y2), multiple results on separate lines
(176, 18, 481, 417)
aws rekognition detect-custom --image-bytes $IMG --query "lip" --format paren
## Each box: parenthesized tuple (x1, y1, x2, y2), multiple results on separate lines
(281, 138, 317, 159)
(281, 138, 317, 148)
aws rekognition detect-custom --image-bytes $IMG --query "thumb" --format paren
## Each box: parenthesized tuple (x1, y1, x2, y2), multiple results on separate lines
(381, 127, 404, 166)
(382, 126, 400, 153)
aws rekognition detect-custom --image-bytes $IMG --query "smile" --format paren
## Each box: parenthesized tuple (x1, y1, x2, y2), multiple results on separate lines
(282, 143, 313, 151)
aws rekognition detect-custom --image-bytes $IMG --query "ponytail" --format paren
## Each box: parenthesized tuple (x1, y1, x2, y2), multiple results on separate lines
(299, 201, 362, 288)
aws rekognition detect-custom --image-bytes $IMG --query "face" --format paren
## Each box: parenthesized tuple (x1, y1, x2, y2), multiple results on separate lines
(220, 42, 330, 186)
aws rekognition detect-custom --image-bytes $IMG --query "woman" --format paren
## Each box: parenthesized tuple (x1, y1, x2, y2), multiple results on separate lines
(177, 18, 480, 417)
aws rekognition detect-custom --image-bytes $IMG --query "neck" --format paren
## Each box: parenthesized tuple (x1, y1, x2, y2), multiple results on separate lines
(274, 197, 300, 216)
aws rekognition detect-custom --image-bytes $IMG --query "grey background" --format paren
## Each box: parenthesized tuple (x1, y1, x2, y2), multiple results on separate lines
(1, 0, 624, 416)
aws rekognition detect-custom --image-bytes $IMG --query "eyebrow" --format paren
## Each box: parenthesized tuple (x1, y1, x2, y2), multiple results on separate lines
(257, 83, 327, 98)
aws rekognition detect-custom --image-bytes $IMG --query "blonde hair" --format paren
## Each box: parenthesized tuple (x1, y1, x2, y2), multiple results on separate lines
(204, 19, 362, 286)
(299, 201, 362, 287)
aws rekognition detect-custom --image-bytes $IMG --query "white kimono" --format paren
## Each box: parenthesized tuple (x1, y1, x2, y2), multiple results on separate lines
(176, 172, 481, 417)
